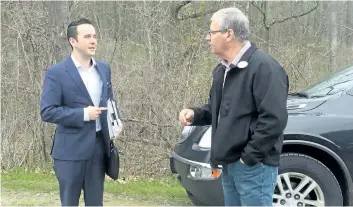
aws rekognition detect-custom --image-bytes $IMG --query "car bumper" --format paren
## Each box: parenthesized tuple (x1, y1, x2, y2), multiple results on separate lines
(170, 151, 224, 206)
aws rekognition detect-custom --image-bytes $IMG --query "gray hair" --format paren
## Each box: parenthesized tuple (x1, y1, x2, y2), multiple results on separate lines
(211, 7, 249, 42)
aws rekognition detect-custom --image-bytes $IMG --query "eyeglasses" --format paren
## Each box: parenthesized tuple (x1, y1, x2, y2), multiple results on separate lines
(208, 30, 225, 36)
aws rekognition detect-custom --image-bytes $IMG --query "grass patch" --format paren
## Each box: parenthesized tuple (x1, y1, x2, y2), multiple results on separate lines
(1, 168, 191, 206)
(1, 168, 58, 192)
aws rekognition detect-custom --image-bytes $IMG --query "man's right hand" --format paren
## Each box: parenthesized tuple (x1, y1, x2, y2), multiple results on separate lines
(87, 106, 108, 120)
(179, 109, 194, 126)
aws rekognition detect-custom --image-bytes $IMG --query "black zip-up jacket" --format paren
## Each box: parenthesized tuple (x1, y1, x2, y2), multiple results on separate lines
(190, 43, 289, 167)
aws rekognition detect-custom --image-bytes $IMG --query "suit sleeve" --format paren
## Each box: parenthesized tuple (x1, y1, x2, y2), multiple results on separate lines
(241, 61, 289, 166)
(40, 68, 84, 127)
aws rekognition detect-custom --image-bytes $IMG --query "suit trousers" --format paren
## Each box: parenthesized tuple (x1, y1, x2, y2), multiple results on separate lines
(53, 132, 106, 206)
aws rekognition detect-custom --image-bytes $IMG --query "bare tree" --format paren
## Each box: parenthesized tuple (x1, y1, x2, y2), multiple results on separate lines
(1, 1, 352, 177)
(252, 1, 318, 53)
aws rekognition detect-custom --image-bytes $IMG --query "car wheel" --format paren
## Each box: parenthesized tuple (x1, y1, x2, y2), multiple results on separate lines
(186, 190, 208, 206)
(274, 153, 343, 206)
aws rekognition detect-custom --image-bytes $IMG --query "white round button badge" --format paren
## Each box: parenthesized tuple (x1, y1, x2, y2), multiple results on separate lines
(237, 61, 248, 68)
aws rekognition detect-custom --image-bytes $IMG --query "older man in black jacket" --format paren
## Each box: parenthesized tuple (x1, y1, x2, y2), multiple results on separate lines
(179, 7, 289, 206)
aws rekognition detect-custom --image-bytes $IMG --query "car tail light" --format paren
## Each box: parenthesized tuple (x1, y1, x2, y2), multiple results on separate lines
(188, 166, 222, 180)
(211, 169, 221, 178)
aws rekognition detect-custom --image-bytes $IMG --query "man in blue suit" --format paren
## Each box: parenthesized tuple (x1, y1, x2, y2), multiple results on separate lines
(40, 18, 115, 206)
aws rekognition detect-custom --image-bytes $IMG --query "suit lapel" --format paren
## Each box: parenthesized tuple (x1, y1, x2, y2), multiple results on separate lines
(64, 57, 94, 105)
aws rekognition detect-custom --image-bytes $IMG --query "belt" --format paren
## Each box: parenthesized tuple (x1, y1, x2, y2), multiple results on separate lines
(96, 130, 102, 137)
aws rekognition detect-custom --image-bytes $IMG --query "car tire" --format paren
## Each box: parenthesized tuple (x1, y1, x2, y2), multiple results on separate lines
(278, 153, 343, 206)
(186, 190, 208, 206)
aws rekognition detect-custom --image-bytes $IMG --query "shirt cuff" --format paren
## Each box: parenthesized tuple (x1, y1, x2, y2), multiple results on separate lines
(83, 108, 90, 121)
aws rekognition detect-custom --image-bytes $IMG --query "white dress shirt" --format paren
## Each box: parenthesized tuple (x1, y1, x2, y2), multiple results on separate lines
(71, 55, 103, 132)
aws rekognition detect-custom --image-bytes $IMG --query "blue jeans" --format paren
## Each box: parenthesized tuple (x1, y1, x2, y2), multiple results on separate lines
(221, 159, 278, 206)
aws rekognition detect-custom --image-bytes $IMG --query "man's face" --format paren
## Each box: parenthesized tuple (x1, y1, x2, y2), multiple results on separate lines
(70, 24, 97, 57)
(206, 19, 228, 56)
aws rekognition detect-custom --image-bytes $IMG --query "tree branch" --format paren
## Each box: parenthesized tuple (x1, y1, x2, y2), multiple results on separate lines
(250, 32, 309, 86)
(323, 31, 353, 56)
(335, 24, 353, 31)
(172, 1, 191, 20)
(179, 7, 219, 21)
(251, 1, 268, 29)
(251, 1, 265, 16)
(173, 1, 218, 21)
(269, 2, 318, 27)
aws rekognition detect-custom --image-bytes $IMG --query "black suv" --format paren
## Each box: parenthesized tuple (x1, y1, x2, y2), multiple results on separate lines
(170, 66, 353, 206)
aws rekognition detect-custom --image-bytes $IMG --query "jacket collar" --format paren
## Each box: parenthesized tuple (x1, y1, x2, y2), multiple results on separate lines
(230, 42, 257, 70)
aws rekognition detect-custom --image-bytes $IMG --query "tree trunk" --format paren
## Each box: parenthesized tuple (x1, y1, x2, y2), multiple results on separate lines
(261, 1, 270, 53)
(347, 1, 353, 51)
(329, 2, 337, 72)
(245, 1, 250, 16)
(47, 1, 70, 62)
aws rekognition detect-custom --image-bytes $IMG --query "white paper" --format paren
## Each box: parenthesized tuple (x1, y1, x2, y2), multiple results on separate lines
(107, 98, 123, 139)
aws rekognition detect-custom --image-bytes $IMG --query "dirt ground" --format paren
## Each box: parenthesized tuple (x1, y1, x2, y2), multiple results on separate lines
(1, 189, 192, 206)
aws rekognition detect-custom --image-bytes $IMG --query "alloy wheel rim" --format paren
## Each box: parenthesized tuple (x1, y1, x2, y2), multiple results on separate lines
(273, 172, 325, 206)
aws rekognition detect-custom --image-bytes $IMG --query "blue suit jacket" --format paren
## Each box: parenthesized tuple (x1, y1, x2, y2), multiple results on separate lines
(40, 57, 113, 161)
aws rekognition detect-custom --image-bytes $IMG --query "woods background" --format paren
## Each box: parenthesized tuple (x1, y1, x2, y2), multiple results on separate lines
(1, 1, 353, 178)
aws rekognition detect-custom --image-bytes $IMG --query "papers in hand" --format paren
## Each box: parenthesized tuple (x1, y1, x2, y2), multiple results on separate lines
(107, 98, 123, 139)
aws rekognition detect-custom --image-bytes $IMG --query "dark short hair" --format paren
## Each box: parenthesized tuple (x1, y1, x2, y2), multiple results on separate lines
(67, 18, 93, 47)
